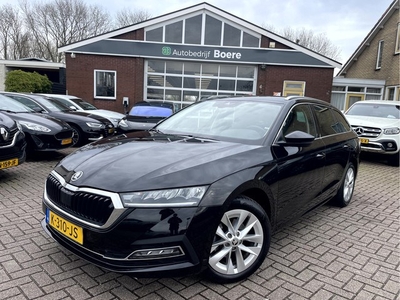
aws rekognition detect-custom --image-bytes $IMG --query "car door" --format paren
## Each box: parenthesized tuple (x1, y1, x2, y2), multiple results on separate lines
(310, 104, 354, 204)
(272, 104, 326, 227)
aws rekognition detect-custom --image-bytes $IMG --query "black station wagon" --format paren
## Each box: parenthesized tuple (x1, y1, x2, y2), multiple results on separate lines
(41, 96, 360, 283)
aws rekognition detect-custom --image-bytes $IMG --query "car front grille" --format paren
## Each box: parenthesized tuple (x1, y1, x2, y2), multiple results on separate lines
(352, 126, 382, 138)
(55, 130, 73, 140)
(46, 174, 114, 225)
(0, 126, 18, 147)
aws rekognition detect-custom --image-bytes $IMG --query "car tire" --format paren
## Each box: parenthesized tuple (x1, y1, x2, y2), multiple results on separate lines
(333, 163, 356, 207)
(388, 154, 399, 167)
(70, 125, 83, 147)
(206, 196, 271, 283)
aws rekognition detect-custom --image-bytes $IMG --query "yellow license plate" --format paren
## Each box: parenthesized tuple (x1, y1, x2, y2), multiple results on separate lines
(359, 138, 369, 144)
(61, 138, 73, 145)
(47, 210, 83, 244)
(0, 158, 18, 170)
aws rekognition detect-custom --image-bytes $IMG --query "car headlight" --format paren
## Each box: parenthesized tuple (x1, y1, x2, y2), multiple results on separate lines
(118, 119, 128, 127)
(86, 122, 104, 128)
(19, 121, 51, 132)
(15, 121, 23, 132)
(383, 127, 400, 135)
(120, 186, 208, 208)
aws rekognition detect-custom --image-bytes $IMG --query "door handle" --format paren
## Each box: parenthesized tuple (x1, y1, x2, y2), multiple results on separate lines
(316, 153, 325, 159)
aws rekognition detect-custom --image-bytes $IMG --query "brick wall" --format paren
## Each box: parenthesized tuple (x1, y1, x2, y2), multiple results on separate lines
(257, 65, 334, 102)
(344, 11, 399, 86)
(66, 54, 144, 114)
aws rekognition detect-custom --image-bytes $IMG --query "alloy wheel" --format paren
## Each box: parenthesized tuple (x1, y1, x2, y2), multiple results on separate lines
(209, 209, 264, 275)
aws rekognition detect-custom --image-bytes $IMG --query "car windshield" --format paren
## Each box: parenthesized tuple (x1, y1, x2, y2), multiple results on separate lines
(156, 99, 283, 143)
(0, 94, 35, 113)
(129, 106, 173, 117)
(346, 103, 400, 119)
(70, 98, 98, 110)
(32, 96, 73, 112)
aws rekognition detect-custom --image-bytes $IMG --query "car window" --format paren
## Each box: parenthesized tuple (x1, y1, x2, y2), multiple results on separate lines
(0, 94, 34, 113)
(313, 105, 350, 136)
(346, 103, 400, 119)
(70, 98, 98, 110)
(6, 95, 44, 111)
(279, 104, 317, 141)
(331, 109, 351, 132)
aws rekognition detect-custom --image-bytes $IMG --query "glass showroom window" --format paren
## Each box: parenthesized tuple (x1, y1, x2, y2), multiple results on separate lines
(145, 60, 256, 103)
(94, 70, 116, 99)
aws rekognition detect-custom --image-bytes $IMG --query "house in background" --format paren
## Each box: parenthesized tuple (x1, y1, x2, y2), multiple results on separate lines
(58, 2, 340, 114)
(332, 0, 399, 111)
(0, 58, 66, 94)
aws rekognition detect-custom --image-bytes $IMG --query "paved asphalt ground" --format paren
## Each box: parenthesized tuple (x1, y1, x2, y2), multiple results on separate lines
(0, 148, 399, 300)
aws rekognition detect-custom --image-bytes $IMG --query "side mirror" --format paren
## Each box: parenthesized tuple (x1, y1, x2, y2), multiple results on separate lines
(276, 131, 315, 147)
(69, 106, 77, 111)
(32, 107, 45, 113)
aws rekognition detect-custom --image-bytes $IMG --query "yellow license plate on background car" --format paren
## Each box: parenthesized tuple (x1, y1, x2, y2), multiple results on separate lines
(0, 158, 18, 170)
(359, 138, 369, 144)
(61, 138, 73, 145)
(47, 210, 83, 244)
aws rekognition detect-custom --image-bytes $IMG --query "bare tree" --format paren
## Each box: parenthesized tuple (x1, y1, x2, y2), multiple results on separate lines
(262, 25, 341, 61)
(20, 0, 112, 62)
(114, 8, 152, 28)
(0, 4, 31, 60)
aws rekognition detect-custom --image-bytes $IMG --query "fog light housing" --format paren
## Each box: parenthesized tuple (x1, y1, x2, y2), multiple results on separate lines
(128, 246, 184, 260)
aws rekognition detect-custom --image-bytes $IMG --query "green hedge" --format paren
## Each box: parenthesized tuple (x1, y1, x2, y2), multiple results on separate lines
(5, 70, 52, 93)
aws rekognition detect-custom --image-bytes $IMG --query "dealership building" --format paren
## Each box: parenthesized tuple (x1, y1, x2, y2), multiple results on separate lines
(59, 2, 341, 113)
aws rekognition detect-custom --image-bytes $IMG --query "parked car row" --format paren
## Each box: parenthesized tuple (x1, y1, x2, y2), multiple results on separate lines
(0, 92, 119, 165)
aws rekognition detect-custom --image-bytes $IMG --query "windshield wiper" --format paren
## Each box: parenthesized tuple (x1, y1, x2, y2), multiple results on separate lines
(0, 109, 16, 113)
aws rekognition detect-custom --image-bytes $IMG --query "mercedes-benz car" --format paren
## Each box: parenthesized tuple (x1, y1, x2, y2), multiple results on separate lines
(41, 96, 360, 283)
(0, 94, 73, 153)
(345, 100, 399, 166)
(1, 92, 115, 147)
(0, 111, 27, 170)
(40, 94, 125, 127)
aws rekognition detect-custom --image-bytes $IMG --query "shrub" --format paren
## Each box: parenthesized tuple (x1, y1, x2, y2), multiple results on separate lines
(5, 70, 52, 93)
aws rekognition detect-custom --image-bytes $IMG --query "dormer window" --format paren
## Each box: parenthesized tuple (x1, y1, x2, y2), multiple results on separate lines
(145, 13, 260, 48)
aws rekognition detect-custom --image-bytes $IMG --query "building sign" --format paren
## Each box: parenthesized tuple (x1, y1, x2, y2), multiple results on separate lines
(71, 40, 330, 67)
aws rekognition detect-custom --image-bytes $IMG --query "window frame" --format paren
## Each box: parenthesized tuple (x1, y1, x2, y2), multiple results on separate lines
(283, 81, 306, 97)
(376, 40, 384, 69)
(94, 70, 117, 100)
(395, 22, 400, 54)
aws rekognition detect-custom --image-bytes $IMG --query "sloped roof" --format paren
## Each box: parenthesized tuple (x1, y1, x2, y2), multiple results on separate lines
(59, 2, 341, 69)
(337, 0, 399, 76)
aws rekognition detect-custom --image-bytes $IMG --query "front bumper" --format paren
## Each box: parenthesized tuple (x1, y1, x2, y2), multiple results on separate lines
(41, 202, 220, 277)
(359, 138, 399, 155)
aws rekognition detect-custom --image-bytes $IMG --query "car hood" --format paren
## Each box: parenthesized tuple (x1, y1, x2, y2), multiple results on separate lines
(88, 109, 125, 119)
(54, 132, 267, 192)
(0, 112, 17, 127)
(3, 112, 70, 131)
(345, 115, 400, 128)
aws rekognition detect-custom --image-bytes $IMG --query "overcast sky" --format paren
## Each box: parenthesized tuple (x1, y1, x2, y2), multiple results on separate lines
(2, 0, 395, 67)
(86, 0, 394, 66)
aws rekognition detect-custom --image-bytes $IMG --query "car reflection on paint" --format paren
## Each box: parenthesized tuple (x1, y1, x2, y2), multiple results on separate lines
(41, 96, 360, 283)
